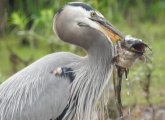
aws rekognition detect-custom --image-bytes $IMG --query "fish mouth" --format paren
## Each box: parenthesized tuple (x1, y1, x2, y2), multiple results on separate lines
(120, 35, 150, 56)
(130, 42, 148, 55)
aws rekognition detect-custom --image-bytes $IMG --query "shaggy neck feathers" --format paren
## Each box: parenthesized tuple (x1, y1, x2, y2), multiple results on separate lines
(64, 37, 114, 120)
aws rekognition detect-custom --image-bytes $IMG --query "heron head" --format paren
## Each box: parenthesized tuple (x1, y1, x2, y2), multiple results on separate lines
(54, 2, 124, 49)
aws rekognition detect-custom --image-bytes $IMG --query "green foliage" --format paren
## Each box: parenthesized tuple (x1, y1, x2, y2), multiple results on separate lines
(10, 12, 29, 30)
(0, 73, 4, 84)
(147, 0, 165, 22)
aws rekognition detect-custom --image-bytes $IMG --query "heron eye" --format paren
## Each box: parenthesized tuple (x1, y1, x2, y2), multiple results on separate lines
(90, 12, 96, 17)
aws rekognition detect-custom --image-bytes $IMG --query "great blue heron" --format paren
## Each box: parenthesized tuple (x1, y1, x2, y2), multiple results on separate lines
(0, 2, 126, 120)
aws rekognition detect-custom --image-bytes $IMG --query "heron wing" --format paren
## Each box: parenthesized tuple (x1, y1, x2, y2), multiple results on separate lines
(0, 52, 81, 120)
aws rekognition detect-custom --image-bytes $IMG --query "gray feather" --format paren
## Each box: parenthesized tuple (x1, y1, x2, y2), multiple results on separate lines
(0, 52, 81, 120)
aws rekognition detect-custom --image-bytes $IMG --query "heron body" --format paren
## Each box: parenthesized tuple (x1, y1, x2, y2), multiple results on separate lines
(0, 52, 80, 120)
(0, 2, 124, 120)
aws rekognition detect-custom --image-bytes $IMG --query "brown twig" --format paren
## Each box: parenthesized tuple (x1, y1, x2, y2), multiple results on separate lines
(113, 66, 126, 119)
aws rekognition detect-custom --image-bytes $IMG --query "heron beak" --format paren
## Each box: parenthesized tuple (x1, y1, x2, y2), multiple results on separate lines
(90, 17, 124, 42)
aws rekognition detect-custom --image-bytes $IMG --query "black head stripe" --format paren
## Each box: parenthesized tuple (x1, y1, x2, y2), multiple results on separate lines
(56, 3, 93, 15)
(69, 2, 93, 11)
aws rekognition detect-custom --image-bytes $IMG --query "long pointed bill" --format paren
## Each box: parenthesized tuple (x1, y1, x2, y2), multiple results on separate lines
(90, 17, 124, 42)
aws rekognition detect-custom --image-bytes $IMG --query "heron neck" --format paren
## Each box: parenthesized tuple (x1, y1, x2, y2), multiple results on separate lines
(65, 37, 114, 120)
(87, 36, 114, 66)
(86, 37, 114, 98)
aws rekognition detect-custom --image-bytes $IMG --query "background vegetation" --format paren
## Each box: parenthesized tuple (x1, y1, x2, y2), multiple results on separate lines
(0, 0, 165, 119)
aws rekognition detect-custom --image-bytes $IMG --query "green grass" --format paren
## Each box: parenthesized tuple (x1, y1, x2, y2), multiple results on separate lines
(0, 21, 165, 106)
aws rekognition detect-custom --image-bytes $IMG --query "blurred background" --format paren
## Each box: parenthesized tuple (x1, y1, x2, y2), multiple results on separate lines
(0, 0, 165, 119)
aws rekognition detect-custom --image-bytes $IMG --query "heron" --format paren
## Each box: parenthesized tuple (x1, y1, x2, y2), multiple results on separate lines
(0, 2, 125, 120)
